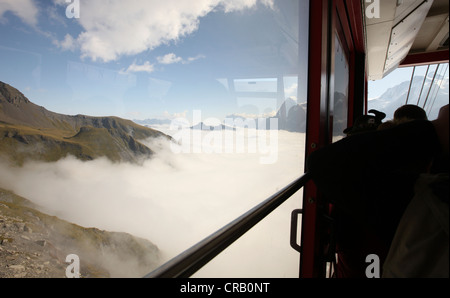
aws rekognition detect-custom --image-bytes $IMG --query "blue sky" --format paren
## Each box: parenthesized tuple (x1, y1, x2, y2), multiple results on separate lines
(0, 0, 307, 122)
(368, 64, 449, 100)
(4, 0, 443, 124)
(368, 67, 415, 100)
(368, 62, 449, 120)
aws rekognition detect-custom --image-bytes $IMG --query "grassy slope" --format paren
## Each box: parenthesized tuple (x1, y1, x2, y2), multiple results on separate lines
(0, 81, 169, 165)
(0, 123, 92, 165)
(0, 116, 165, 165)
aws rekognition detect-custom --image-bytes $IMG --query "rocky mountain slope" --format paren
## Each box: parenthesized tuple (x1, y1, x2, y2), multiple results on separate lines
(0, 187, 161, 278)
(0, 81, 165, 278)
(0, 81, 169, 165)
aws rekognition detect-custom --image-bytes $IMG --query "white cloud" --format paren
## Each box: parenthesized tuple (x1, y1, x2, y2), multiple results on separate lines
(121, 61, 155, 74)
(52, 0, 68, 5)
(0, 130, 304, 277)
(157, 53, 205, 65)
(229, 111, 277, 119)
(157, 53, 183, 65)
(163, 110, 188, 119)
(54, 33, 77, 51)
(185, 54, 206, 63)
(120, 53, 204, 75)
(58, 0, 273, 62)
(0, 0, 39, 26)
(219, 0, 274, 12)
(285, 83, 299, 99)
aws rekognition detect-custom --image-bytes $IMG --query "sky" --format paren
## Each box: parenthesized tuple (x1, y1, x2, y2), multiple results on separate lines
(368, 67, 415, 100)
(2, 0, 444, 122)
(368, 64, 449, 100)
(368, 63, 449, 120)
(0, 0, 309, 122)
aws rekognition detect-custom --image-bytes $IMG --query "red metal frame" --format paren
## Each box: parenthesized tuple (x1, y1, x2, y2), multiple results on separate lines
(300, 0, 366, 278)
(345, 0, 365, 54)
(301, 0, 331, 278)
(336, 0, 367, 127)
(335, 0, 352, 141)
(400, 50, 449, 67)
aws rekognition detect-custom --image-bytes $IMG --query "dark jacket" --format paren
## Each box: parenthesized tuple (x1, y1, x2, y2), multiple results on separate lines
(306, 120, 443, 277)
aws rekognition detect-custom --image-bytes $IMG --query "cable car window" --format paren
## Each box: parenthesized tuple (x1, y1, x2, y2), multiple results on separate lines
(368, 63, 449, 120)
(332, 32, 350, 142)
(0, 0, 309, 277)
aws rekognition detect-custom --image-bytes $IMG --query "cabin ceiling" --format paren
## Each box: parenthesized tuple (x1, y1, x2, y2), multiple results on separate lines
(365, 0, 449, 81)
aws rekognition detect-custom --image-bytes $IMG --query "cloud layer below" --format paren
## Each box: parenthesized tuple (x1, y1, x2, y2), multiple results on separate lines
(0, 129, 305, 277)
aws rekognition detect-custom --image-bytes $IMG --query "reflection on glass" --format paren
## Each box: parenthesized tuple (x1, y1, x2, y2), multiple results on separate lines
(332, 33, 349, 141)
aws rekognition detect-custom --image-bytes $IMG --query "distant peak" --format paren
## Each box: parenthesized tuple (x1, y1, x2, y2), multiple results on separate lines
(0, 81, 30, 105)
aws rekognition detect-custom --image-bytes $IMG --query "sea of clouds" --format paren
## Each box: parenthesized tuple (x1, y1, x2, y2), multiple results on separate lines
(0, 127, 305, 277)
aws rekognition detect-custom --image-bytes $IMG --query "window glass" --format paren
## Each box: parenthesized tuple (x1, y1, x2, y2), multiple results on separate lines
(369, 63, 449, 120)
(0, 0, 309, 277)
(332, 33, 349, 142)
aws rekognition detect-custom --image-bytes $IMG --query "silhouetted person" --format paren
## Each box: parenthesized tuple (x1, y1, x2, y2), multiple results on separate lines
(383, 104, 448, 277)
(306, 104, 448, 277)
(394, 104, 428, 122)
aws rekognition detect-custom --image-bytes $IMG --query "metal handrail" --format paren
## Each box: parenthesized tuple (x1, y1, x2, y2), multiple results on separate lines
(143, 173, 311, 278)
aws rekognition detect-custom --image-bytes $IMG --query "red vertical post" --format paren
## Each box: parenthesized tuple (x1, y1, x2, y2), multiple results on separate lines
(300, 0, 366, 277)
(300, 0, 331, 278)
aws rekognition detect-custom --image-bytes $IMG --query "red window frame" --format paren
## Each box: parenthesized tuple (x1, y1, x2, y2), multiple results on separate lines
(300, 0, 366, 278)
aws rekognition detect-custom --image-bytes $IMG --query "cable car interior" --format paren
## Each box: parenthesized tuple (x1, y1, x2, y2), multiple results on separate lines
(144, 0, 449, 278)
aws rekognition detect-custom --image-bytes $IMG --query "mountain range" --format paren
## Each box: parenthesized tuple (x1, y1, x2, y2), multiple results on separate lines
(225, 98, 307, 132)
(0, 81, 169, 165)
(134, 72, 448, 134)
(136, 97, 308, 133)
(369, 74, 449, 119)
(2, 72, 447, 166)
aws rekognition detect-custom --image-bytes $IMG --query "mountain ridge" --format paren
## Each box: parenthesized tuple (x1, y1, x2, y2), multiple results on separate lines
(0, 81, 169, 165)
(369, 74, 449, 119)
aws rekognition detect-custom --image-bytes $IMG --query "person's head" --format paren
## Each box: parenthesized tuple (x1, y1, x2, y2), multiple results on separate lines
(394, 105, 428, 123)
